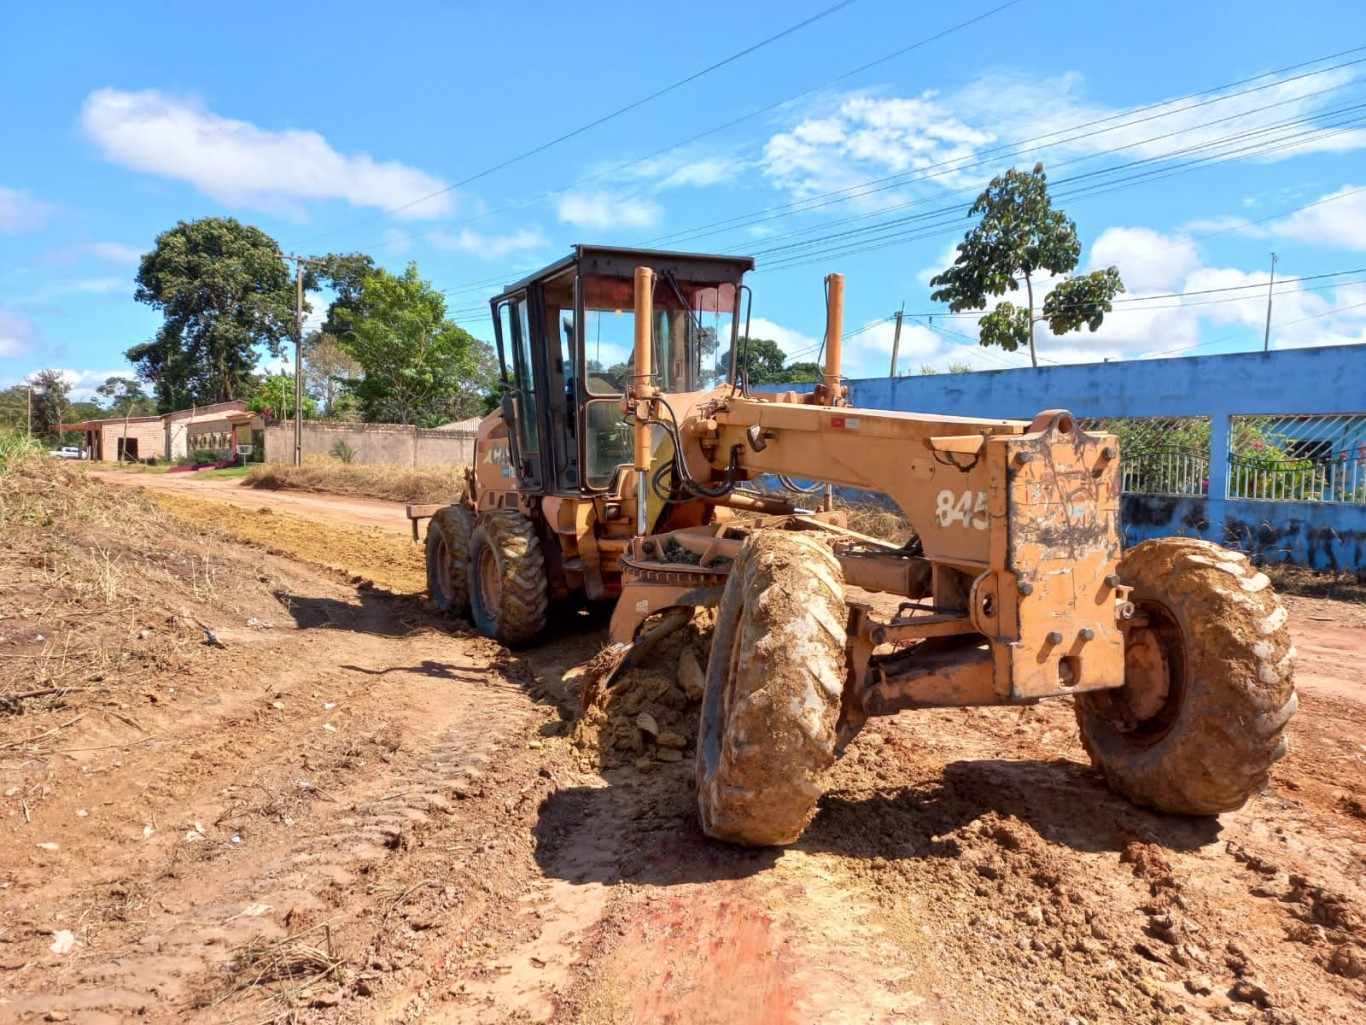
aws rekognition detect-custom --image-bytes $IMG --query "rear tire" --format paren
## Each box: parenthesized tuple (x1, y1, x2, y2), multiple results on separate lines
(468, 510, 549, 647)
(1076, 538, 1297, 815)
(696, 531, 847, 846)
(426, 504, 474, 617)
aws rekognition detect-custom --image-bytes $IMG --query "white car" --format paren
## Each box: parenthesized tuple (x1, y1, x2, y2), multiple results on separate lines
(49, 445, 88, 460)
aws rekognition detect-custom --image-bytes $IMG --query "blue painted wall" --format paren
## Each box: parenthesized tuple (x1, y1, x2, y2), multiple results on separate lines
(847, 344, 1366, 572)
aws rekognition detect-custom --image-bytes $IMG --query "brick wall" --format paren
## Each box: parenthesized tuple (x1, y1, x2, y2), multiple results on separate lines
(262, 420, 476, 467)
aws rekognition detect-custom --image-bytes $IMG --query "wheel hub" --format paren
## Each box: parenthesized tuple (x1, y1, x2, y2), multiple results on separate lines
(1090, 600, 1186, 743)
(1123, 624, 1170, 723)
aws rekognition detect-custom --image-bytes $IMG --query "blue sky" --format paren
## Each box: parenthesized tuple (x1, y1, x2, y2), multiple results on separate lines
(3, 0, 1365, 399)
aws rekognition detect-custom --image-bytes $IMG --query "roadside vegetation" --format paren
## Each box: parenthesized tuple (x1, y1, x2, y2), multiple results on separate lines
(244, 457, 468, 505)
(0, 438, 274, 709)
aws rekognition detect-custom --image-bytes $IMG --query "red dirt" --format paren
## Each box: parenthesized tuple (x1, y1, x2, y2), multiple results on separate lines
(3, 469, 1363, 1025)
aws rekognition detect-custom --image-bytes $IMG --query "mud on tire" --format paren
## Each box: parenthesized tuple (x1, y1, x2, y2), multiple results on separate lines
(468, 510, 549, 647)
(426, 504, 475, 617)
(697, 530, 847, 846)
(1076, 537, 1298, 815)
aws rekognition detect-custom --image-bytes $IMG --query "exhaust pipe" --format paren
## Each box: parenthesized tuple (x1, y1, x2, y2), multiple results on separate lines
(632, 266, 656, 535)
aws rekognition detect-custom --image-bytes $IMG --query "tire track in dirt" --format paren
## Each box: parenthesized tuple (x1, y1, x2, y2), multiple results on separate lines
(1, 589, 540, 1023)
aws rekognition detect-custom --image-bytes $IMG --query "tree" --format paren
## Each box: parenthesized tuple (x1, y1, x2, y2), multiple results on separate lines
(929, 164, 1124, 367)
(316, 252, 377, 341)
(128, 218, 294, 409)
(303, 331, 361, 417)
(0, 385, 28, 433)
(440, 339, 500, 422)
(28, 369, 71, 442)
(95, 376, 156, 418)
(721, 338, 822, 387)
(334, 262, 477, 425)
(246, 372, 317, 420)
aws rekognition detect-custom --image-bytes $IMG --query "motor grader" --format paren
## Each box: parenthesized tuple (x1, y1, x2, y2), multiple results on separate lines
(415, 244, 1297, 846)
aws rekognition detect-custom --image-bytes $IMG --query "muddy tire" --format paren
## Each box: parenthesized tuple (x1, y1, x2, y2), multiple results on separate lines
(468, 510, 548, 647)
(426, 504, 474, 617)
(697, 530, 847, 846)
(1076, 537, 1297, 815)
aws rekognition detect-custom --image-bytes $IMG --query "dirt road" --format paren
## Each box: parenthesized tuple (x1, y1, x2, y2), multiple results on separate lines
(3, 470, 1364, 1024)
(90, 469, 416, 537)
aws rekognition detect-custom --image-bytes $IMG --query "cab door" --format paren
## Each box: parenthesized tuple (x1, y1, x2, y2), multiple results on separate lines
(493, 293, 544, 491)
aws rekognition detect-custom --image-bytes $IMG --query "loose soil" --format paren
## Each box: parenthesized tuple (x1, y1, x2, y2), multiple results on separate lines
(2, 466, 1363, 1025)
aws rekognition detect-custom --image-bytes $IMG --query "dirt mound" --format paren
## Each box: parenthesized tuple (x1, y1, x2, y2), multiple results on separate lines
(573, 607, 715, 772)
(0, 458, 313, 713)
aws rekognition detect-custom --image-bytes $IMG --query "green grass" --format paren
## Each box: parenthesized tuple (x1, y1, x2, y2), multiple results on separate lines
(0, 431, 48, 473)
(191, 465, 252, 479)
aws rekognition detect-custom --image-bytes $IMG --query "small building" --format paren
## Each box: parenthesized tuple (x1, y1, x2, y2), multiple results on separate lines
(162, 400, 257, 462)
(165, 406, 265, 463)
(80, 416, 165, 462)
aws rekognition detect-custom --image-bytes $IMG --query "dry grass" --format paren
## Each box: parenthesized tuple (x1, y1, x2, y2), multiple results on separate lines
(1263, 562, 1366, 603)
(214, 925, 345, 1013)
(245, 456, 468, 505)
(0, 451, 286, 714)
(835, 493, 915, 546)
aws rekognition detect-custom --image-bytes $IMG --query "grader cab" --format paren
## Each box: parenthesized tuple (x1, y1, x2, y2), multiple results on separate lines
(417, 245, 1297, 846)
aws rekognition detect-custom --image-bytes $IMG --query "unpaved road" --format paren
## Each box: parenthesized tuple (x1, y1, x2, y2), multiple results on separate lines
(3, 471, 1364, 1025)
(89, 470, 416, 537)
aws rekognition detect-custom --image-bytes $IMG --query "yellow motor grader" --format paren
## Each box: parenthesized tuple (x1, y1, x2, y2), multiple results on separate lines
(415, 245, 1297, 846)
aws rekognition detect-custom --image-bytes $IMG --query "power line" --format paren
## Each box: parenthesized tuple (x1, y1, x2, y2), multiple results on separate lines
(314, 0, 1032, 262)
(750, 98, 1366, 266)
(289, 0, 864, 250)
(755, 107, 1366, 271)
(431, 49, 1366, 303)
(646, 49, 1366, 251)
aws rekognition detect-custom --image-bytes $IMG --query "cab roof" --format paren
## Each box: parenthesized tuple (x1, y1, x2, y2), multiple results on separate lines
(493, 245, 756, 303)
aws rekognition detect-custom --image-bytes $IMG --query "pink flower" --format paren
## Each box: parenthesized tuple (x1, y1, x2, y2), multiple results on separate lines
(1253, 439, 1266, 451)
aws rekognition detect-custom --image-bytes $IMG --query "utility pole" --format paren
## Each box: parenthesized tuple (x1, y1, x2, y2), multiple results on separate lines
(282, 254, 324, 466)
(1263, 252, 1278, 353)
(888, 304, 905, 378)
(26, 383, 31, 437)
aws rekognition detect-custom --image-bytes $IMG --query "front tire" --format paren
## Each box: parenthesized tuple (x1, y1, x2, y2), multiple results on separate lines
(696, 531, 848, 846)
(468, 510, 548, 647)
(1076, 538, 1297, 815)
(426, 504, 474, 617)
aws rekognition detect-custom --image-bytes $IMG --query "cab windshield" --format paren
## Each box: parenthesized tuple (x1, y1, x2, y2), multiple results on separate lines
(580, 273, 740, 396)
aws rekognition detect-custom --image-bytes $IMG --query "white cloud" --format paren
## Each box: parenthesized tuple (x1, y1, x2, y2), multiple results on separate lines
(0, 308, 35, 358)
(80, 89, 454, 219)
(557, 192, 662, 230)
(0, 369, 135, 403)
(428, 227, 548, 259)
(86, 241, 143, 264)
(760, 66, 1366, 210)
(658, 158, 740, 189)
(1271, 184, 1366, 251)
(954, 66, 1366, 167)
(1088, 227, 1202, 292)
(746, 316, 819, 360)
(764, 92, 992, 204)
(0, 185, 55, 233)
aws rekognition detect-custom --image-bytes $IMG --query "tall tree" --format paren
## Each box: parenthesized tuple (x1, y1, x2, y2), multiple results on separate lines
(0, 385, 31, 433)
(303, 331, 361, 417)
(317, 252, 378, 341)
(335, 262, 476, 425)
(95, 376, 156, 418)
(28, 369, 71, 441)
(440, 339, 499, 422)
(929, 164, 1125, 367)
(128, 218, 294, 409)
